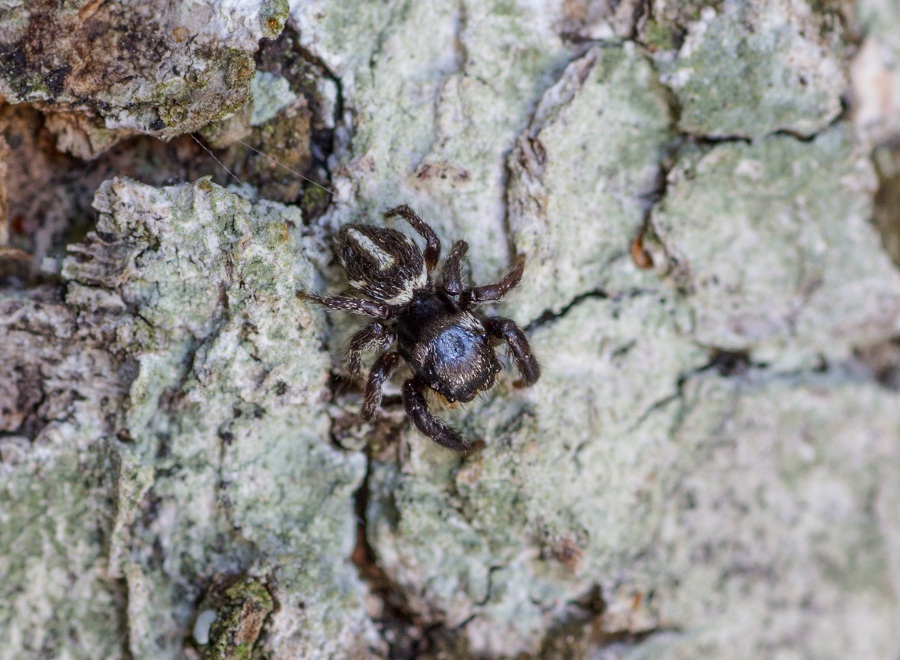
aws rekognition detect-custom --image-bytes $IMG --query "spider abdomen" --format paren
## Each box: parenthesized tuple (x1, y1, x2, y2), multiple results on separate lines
(396, 293, 500, 403)
(335, 224, 427, 305)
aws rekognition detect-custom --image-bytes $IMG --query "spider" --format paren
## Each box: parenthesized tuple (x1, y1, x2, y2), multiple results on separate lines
(301, 205, 540, 452)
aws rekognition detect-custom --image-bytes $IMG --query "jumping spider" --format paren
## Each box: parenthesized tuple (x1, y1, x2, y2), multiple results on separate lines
(302, 205, 540, 452)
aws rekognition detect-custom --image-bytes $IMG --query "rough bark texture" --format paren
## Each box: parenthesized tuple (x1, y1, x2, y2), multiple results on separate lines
(2, 1, 900, 658)
(0, 0, 289, 157)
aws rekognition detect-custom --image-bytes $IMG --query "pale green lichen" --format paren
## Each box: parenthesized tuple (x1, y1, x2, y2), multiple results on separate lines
(507, 43, 674, 325)
(368, 290, 900, 656)
(293, 0, 572, 282)
(651, 126, 900, 367)
(289, 0, 900, 655)
(633, 373, 900, 658)
(60, 179, 374, 658)
(659, 1, 846, 139)
(249, 71, 297, 126)
(0, 426, 122, 659)
(0, 291, 125, 659)
(854, 0, 900, 56)
(3, 0, 900, 656)
(368, 295, 708, 654)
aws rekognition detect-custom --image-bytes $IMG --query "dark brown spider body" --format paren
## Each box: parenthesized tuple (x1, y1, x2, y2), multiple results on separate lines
(302, 205, 539, 452)
(395, 292, 502, 404)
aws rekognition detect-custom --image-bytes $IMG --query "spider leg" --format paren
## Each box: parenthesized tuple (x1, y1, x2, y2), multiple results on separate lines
(483, 316, 540, 387)
(402, 377, 485, 452)
(384, 205, 441, 273)
(348, 322, 393, 379)
(362, 351, 402, 419)
(440, 240, 469, 295)
(298, 292, 391, 319)
(461, 254, 525, 306)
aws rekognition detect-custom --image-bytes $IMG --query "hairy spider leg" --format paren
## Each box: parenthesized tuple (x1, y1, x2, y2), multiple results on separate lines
(384, 205, 441, 273)
(483, 316, 540, 387)
(441, 240, 469, 295)
(363, 351, 402, 419)
(402, 377, 485, 452)
(348, 321, 393, 378)
(461, 254, 525, 306)
(298, 292, 391, 319)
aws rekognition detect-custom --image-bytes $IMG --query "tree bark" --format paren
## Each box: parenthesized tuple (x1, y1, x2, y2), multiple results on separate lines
(2, 1, 900, 658)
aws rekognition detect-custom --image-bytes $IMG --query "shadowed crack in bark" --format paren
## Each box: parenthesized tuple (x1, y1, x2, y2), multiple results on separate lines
(852, 337, 900, 391)
(523, 285, 675, 334)
(524, 289, 610, 333)
(349, 453, 468, 658)
(625, 344, 770, 439)
(113, 576, 135, 660)
(537, 582, 683, 657)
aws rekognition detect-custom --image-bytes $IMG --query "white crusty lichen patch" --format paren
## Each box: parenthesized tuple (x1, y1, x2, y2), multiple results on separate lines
(507, 43, 673, 325)
(651, 125, 900, 367)
(294, 0, 572, 283)
(658, 0, 846, 139)
(0, 288, 125, 659)
(57, 179, 377, 658)
(367, 297, 900, 657)
(367, 294, 708, 655)
(642, 373, 900, 659)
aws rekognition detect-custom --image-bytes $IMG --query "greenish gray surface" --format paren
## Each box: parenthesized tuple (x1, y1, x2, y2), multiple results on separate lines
(658, 0, 846, 139)
(1, 0, 900, 657)
(507, 44, 673, 325)
(857, 0, 900, 56)
(97, 179, 372, 658)
(249, 71, 297, 127)
(651, 126, 900, 367)
(0, 288, 124, 659)
(367, 301, 900, 657)
(292, 0, 900, 656)
(295, 0, 572, 283)
(367, 294, 708, 655)
(0, 1, 285, 157)
(2, 180, 376, 658)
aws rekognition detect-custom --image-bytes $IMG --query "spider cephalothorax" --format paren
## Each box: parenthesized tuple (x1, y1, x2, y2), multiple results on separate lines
(302, 205, 539, 452)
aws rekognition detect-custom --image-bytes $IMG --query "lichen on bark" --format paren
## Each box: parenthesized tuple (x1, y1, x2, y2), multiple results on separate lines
(2, 0, 900, 658)
(0, 1, 284, 158)
(3, 178, 379, 658)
